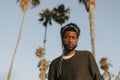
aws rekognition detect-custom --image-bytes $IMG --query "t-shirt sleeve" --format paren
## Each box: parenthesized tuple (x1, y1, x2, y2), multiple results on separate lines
(48, 61, 56, 80)
(89, 53, 104, 80)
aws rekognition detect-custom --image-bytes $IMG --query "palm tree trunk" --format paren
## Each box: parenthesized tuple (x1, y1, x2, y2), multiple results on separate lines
(43, 27, 47, 50)
(89, 4, 95, 58)
(103, 71, 111, 80)
(7, 10, 27, 80)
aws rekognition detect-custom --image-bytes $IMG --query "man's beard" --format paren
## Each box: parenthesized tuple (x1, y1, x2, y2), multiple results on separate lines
(63, 44, 77, 53)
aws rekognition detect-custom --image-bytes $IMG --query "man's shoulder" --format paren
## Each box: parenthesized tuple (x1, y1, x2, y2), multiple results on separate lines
(50, 56, 61, 65)
(76, 50, 92, 56)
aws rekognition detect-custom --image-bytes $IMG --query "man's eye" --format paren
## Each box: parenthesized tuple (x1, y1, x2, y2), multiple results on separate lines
(72, 36, 77, 39)
(65, 37, 69, 39)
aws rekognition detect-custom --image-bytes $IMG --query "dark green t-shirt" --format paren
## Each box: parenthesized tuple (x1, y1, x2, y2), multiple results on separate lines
(48, 50, 103, 80)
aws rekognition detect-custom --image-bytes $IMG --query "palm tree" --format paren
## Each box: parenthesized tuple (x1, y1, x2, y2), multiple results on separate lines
(79, 0, 96, 58)
(115, 72, 120, 80)
(7, 0, 39, 80)
(52, 4, 70, 26)
(99, 57, 112, 80)
(38, 4, 70, 54)
(36, 4, 70, 80)
(38, 4, 70, 47)
(35, 47, 49, 80)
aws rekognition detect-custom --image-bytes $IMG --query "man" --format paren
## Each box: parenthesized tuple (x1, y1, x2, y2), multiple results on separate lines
(48, 23, 103, 80)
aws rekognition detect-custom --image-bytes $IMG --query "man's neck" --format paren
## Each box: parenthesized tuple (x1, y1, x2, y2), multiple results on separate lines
(64, 50, 76, 56)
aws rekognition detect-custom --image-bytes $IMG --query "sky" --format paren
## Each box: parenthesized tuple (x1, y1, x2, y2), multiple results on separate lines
(0, 0, 120, 80)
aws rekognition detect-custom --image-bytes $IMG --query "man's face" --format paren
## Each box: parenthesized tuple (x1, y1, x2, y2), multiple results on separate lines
(63, 31, 78, 51)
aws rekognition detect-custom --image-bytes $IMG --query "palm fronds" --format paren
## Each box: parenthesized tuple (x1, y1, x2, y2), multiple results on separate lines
(99, 57, 112, 71)
(17, 0, 40, 11)
(39, 9, 52, 27)
(31, 0, 40, 7)
(79, 0, 96, 12)
(99, 57, 112, 80)
(36, 47, 45, 58)
(38, 4, 70, 27)
(52, 4, 70, 25)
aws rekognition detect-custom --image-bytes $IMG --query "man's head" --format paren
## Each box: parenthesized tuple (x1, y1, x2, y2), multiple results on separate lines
(60, 23, 80, 52)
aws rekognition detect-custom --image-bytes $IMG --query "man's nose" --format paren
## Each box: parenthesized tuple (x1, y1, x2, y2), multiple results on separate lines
(68, 38, 73, 42)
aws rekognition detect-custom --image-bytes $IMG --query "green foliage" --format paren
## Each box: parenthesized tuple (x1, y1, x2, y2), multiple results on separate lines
(35, 47, 45, 58)
(52, 4, 70, 25)
(99, 57, 112, 71)
(17, 0, 40, 11)
(79, 0, 86, 4)
(39, 9, 52, 27)
(38, 4, 70, 27)
(115, 72, 120, 80)
(31, 0, 40, 7)
(78, 0, 89, 12)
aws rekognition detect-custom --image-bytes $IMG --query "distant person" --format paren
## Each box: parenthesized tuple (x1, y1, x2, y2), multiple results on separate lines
(48, 23, 103, 80)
